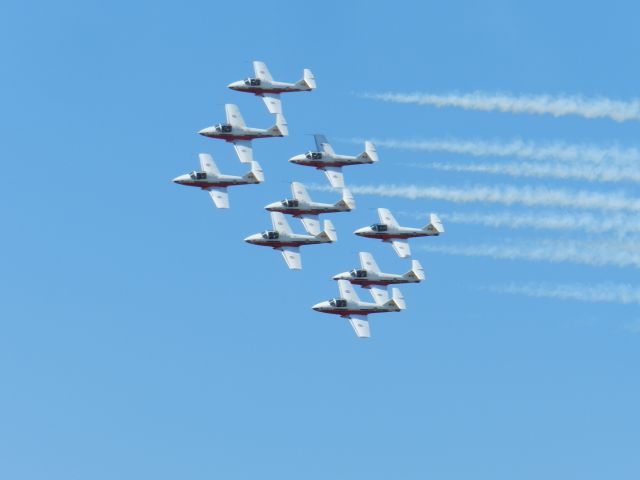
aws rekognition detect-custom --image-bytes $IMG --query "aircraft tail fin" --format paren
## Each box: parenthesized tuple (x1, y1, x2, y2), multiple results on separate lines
(316, 219, 337, 242)
(295, 69, 316, 90)
(243, 161, 265, 183)
(268, 113, 288, 137)
(356, 141, 378, 163)
(403, 260, 425, 281)
(424, 213, 444, 235)
(334, 188, 355, 210)
(385, 288, 406, 310)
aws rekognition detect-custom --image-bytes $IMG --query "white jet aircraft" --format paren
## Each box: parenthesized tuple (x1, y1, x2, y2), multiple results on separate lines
(264, 182, 355, 235)
(333, 252, 425, 288)
(244, 212, 337, 270)
(312, 280, 406, 338)
(289, 135, 378, 188)
(228, 61, 316, 114)
(172, 153, 264, 209)
(198, 104, 288, 164)
(354, 208, 444, 258)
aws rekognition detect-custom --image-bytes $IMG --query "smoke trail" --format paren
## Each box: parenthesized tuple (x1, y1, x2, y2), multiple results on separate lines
(420, 240, 640, 269)
(422, 211, 640, 235)
(362, 91, 640, 122)
(486, 283, 640, 305)
(421, 161, 640, 183)
(357, 138, 640, 166)
(308, 183, 640, 213)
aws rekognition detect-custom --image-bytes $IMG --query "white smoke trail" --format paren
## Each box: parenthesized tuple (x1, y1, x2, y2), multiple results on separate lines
(420, 240, 640, 269)
(419, 211, 640, 235)
(309, 183, 640, 213)
(357, 138, 640, 166)
(363, 91, 640, 122)
(486, 283, 640, 305)
(421, 161, 640, 183)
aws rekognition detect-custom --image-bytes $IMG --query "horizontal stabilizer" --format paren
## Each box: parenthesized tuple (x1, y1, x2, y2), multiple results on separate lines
(386, 288, 406, 310)
(295, 68, 316, 90)
(335, 188, 355, 210)
(404, 259, 425, 281)
(269, 114, 288, 137)
(425, 213, 444, 235)
(357, 141, 378, 163)
(317, 219, 337, 242)
(243, 161, 264, 183)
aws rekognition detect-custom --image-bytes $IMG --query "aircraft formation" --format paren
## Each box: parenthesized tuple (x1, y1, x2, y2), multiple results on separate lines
(173, 61, 445, 338)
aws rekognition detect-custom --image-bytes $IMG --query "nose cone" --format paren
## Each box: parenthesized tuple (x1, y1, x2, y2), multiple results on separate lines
(353, 227, 368, 236)
(172, 174, 187, 184)
(227, 80, 242, 90)
(289, 154, 305, 164)
(312, 302, 324, 311)
(332, 272, 348, 280)
(264, 201, 279, 211)
(244, 233, 260, 244)
(198, 126, 214, 137)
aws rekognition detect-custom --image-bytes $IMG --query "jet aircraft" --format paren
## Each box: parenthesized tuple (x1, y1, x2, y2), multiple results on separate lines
(264, 182, 355, 235)
(333, 252, 425, 288)
(289, 135, 378, 188)
(312, 280, 406, 338)
(172, 153, 264, 209)
(354, 208, 444, 258)
(228, 61, 316, 114)
(198, 103, 288, 164)
(244, 212, 337, 270)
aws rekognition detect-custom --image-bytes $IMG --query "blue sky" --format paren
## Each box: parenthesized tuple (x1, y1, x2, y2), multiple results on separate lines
(1, 1, 639, 479)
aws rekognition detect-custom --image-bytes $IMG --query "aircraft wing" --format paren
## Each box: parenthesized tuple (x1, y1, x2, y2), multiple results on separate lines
(359, 252, 380, 273)
(270, 211, 293, 235)
(338, 279, 361, 303)
(300, 214, 320, 236)
(225, 104, 246, 128)
(207, 187, 229, 209)
(369, 286, 389, 306)
(199, 153, 220, 176)
(348, 315, 371, 338)
(378, 208, 400, 228)
(253, 61, 273, 82)
(323, 166, 344, 189)
(314, 134, 336, 156)
(262, 93, 282, 114)
(279, 246, 302, 270)
(232, 140, 253, 164)
(391, 239, 411, 258)
(291, 181, 312, 203)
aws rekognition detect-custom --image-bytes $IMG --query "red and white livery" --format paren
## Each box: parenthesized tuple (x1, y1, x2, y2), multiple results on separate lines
(354, 208, 444, 258)
(228, 61, 316, 114)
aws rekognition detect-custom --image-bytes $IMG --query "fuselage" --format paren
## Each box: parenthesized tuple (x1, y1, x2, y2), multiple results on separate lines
(265, 199, 346, 216)
(198, 124, 279, 141)
(332, 270, 414, 288)
(228, 79, 310, 95)
(173, 171, 255, 189)
(244, 231, 326, 248)
(312, 299, 398, 317)
(289, 152, 373, 168)
(354, 225, 437, 240)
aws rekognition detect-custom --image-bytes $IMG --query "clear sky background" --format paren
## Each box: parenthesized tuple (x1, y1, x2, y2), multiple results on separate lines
(1, 1, 639, 479)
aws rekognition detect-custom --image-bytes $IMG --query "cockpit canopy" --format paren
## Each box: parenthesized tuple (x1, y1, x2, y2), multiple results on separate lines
(351, 269, 368, 278)
(189, 171, 207, 180)
(329, 298, 347, 308)
(215, 123, 233, 133)
(244, 77, 262, 86)
(371, 223, 388, 232)
(281, 199, 299, 208)
(305, 151, 323, 160)
(262, 230, 280, 240)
